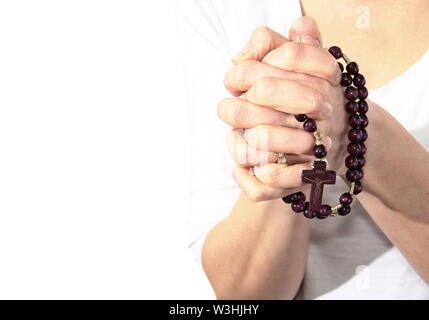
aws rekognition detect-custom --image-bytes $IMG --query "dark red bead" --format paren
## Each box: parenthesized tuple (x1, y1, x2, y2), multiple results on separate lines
(360, 143, 367, 155)
(361, 129, 368, 142)
(314, 144, 327, 158)
(338, 205, 351, 216)
(338, 62, 344, 72)
(340, 192, 353, 206)
(328, 46, 342, 59)
(296, 192, 306, 202)
(347, 143, 362, 156)
(282, 193, 297, 204)
(348, 129, 363, 142)
(340, 73, 353, 86)
(357, 156, 366, 168)
(360, 115, 369, 128)
(303, 119, 317, 132)
(358, 87, 368, 100)
(295, 114, 308, 122)
(345, 86, 359, 100)
(303, 201, 316, 218)
(291, 200, 305, 213)
(346, 169, 360, 182)
(346, 61, 359, 75)
(349, 115, 362, 128)
(358, 100, 368, 114)
(345, 101, 359, 114)
(353, 181, 363, 194)
(304, 210, 317, 219)
(345, 155, 359, 169)
(318, 205, 331, 219)
(353, 73, 366, 87)
(357, 168, 364, 180)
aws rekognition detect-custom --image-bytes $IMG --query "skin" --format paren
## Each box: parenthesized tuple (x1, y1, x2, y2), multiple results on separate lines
(202, 0, 429, 299)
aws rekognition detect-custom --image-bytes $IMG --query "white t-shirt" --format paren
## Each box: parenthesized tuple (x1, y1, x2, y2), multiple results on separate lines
(177, 0, 429, 299)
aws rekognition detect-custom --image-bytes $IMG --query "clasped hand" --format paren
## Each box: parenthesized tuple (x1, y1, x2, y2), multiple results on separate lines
(218, 18, 349, 201)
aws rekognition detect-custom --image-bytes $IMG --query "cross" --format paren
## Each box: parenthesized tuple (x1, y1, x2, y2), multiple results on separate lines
(302, 161, 336, 213)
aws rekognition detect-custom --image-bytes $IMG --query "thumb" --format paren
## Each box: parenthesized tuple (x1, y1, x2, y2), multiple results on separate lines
(288, 16, 322, 47)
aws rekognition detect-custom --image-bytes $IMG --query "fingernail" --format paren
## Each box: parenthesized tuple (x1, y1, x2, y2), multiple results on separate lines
(300, 35, 320, 47)
(322, 102, 333, 118)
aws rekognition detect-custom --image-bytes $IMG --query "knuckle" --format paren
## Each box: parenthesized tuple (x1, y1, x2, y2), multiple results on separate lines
(253, 26, 272, 40)
(234, 60, 255, 84)
(282, 42, 304, 69)
(259, 165, 279, 187)
(307, 90, 324, 114)
(228, 99, 247, 126)
(248, 187, 266, 202)
(252, 77, 274, 99)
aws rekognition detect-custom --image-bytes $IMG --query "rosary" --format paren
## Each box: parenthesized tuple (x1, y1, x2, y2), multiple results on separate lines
(282, 46, 368, 219)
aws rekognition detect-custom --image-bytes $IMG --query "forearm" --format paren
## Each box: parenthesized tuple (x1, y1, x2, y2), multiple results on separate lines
(202, 192, 310, 299)
(353, 101, 429, 283)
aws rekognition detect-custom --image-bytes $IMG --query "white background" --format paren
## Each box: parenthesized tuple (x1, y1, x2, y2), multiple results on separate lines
(0, 0, 215, 299)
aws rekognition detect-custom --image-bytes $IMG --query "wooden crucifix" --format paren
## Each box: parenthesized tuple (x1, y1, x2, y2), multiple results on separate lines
(302, 161, 336, 213)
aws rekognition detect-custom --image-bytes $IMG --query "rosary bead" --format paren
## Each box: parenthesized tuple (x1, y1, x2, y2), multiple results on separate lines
(292, 200, 305, 213)
(349, 115, 362, 128)
(282, 193, 296, 204)
(338, 62, 344, 72)
(304, 209, 317, 219)
(348, 128, 363, 142)
(346, 61, 359, 75)
(328, 46, 343, 59)
(361, 129, 368, 142)
(341, 73, 353, 86)
(360, 115, 369, 128)
(314, 144, 327, 158)
(357, 168, 364, 180)
(345, 155, 359, 169)
(353, 73, 366, 88)
(338, 205, 351, 216)
(358, 87, 368, 100)
(318, 205, 332, 219)
(295, 114, 308, 122)
(353, 180, 363, 194)
(360, 143, 367, 155)
(357, 156, 366, 168)
(303, 119, 317, 132)
(340, 192, 353, 206)
(347, 143, 362, 156)
(345, 101, 359, 114)
(346, 169, 360, 182)
(296, 192, 306, 202)
(358, 100, 369, 114)
(345, 86, 359, 100)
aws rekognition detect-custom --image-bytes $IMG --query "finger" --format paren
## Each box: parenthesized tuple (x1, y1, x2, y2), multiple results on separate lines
(245, 77, 333, 120)
(288, 16, 322, 47)
(226, 129, 312, 166)
(262, 42, 341, 86)
(231, 26, 288, 65)
(232, 165, 285, 201)
(224, 59, 320, 96)
(253, 162, 313, 189)
(244, 124, 332, 155)
(218, 98, 302, 129)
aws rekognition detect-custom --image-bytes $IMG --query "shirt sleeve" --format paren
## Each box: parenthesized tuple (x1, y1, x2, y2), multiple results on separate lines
(176, 0, 241, 268)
